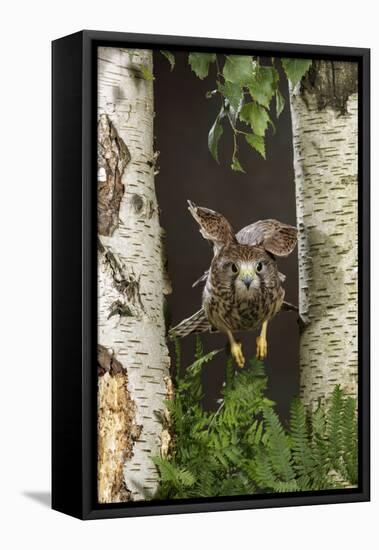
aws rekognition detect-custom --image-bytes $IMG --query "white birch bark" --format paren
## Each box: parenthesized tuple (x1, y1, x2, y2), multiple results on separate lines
(97, 47, 171, 502)
(289, 61, 358, 408)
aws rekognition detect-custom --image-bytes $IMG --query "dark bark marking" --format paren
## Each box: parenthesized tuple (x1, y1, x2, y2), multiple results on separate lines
(98, 240, 145, 313)
(98, 114, 131, 236)
(301, 60, 358, 114)
(108, 300, 134, 320)
(98, 343, 124, 376)
(131, 193, 144, 214)
(130, 193, 156, 220)
(147, 150, 160, 173)
(161, 228, 173, 296)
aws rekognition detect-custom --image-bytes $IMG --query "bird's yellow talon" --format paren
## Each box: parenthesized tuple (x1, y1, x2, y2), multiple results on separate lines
(231, 342, 245, 368)
(256, 335, 267, 360)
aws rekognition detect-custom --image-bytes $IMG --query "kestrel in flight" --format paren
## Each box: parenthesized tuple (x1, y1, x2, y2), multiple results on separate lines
(169, 201, 298, 368)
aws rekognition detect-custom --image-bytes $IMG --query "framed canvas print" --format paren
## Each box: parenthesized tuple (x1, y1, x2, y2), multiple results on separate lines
(52, 30, 370, 520)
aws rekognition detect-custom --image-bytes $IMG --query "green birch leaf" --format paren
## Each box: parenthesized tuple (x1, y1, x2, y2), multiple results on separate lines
(160, 50, 175, 71)
(239, 102, 270, 136)
(231, 157, 245, 173)
(247, 66, 278, 108)
(217, 80, 243, 112)
(268, 117, 276, 135)
(188, 53, 216, 79)
(140, 65, 155, 81)
(208, 112, 224, 163)
(223, 55, 255, 86)
(281, 58, 312, 87)
(276, 90, 285, 117)
(245, 133, 266, 159)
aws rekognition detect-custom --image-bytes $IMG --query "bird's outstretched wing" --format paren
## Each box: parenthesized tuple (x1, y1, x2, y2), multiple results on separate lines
(169, 307, 214, 339)
(187, 200, 236, 253)
(236, 219, 297, 257)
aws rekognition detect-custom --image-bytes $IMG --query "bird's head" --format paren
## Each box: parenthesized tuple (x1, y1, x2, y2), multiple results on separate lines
(212, 244, 278, 296)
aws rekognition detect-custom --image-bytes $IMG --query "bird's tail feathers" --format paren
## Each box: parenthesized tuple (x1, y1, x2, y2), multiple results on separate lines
(169, 308, 212, 339)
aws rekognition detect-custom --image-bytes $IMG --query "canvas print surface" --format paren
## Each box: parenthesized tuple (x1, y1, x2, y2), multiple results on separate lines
(97, 47, 358, 504)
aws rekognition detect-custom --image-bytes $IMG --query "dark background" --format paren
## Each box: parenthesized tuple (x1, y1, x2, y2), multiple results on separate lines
(154, 51, 299, 421)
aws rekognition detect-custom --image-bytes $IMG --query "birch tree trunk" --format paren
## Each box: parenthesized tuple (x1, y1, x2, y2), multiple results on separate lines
(97, 47, 172, 503)
(289, 61, 358, 408)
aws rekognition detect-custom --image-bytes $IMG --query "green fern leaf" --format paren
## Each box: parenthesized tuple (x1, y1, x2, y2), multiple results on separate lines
(252, 447, 278, 489)
(263, 407, 295, 482)
(341, 396, 358, 484)
(289, 398, 314, 478)
(174, 336, 182, 382)
(327, 386, 344, 469)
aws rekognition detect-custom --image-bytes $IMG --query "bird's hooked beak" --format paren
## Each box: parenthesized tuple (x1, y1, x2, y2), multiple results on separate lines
(239, 269, 255, 290)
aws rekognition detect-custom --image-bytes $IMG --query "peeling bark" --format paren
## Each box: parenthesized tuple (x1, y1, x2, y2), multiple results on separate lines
(98, 114, 131, 236)
(289, 61, 358, 408)
(97, 345, 141, 503)
(160, 375, 174, 459)
(97, 47, 172, 502)
(98, 240, 145, 316)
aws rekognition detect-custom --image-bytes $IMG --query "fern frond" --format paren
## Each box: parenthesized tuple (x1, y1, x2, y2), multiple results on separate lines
(152, 348, 358, 498)
(187, 348, 221, 374)
(341, 396, 358, 484)
(248, 357, 266, 377)
(272, 480, 299, 493)
(312, 403, 327, 437)
(251, 447, 278, 489)
(152, 457, 195, 488)
(327, 386, 344, 469)
(180, 348, 221, 405)
(225, 355, 234, 390)
(263, 407, 295, 482)
(195, 335, 203, 361)
(174, 336, 182, 383)
(289, 398, 314, 479)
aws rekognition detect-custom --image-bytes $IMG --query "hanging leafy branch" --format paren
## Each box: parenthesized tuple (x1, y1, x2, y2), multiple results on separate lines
(160, 50, 175, 71)
(161, 51, 311, 171)
(152, 339, 357, 499)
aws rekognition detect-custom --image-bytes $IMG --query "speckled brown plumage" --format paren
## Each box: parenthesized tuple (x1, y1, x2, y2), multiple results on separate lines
(203, 244, 284, 332)
(169, 202, 297, 367)
(187, 200, 236, 251)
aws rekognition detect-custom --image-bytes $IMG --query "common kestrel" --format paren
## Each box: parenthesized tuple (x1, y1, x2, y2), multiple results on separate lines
(169, 201, 298, 368)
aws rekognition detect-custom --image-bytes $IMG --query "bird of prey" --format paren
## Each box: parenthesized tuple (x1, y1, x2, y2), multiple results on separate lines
(169, 201, 298, 368)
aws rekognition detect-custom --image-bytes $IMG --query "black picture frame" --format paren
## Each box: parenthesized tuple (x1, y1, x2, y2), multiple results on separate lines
(52, 30, 370, 520)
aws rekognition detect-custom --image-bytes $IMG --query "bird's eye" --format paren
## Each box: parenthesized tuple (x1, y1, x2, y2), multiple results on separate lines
(256, 262, 263, 273)
(231, 263, 239, 273)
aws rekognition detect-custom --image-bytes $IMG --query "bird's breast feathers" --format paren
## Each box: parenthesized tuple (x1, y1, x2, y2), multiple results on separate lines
(203, 279, 284, 332)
